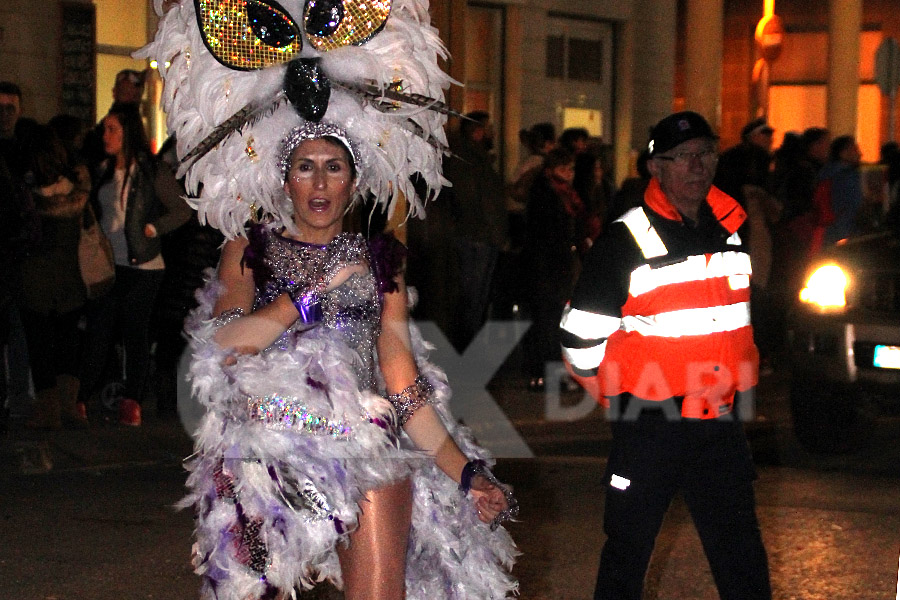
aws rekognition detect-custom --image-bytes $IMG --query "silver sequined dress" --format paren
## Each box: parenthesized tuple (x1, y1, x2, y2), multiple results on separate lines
(182, 225, 518, 600)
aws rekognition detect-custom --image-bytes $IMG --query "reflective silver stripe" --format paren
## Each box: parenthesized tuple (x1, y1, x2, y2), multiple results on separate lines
(560, 305, 622, 340)
(629, 251, 752, 297)
(621, 302, 751, 337)
(562, 343, 607, 371)
(618, 207, 668, 259)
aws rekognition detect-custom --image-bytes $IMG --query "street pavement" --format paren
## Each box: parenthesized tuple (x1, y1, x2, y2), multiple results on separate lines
(2, 366, 900, 600)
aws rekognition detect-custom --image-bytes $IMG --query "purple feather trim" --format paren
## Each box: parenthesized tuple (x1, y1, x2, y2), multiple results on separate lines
(242, 223, 273, 292)
(368, 234, 407, 295)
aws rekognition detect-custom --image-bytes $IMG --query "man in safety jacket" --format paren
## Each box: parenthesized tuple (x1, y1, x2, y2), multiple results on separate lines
(561, 111, 772, 600)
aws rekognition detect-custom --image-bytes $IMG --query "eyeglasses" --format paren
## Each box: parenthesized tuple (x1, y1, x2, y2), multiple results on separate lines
(655, 149, 718, 167)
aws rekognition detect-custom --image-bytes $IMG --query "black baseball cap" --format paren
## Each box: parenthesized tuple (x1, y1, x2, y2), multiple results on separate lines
(648, 111, 718, 156)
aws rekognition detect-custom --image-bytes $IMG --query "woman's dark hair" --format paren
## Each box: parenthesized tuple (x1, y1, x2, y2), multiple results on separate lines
(519, 122, 556, 155)
(800, 127, 829, 153)
(98, 103, 154, 205)
(542, 147, 574, 172)
(573, 152, 598, 203)
(828, 135, 856, 162)
(19, 123, 70, 187)
(559, 127, 589, 154)
(106, 102, 152, 168)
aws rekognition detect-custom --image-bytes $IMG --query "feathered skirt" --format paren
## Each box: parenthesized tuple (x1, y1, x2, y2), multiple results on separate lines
(182, 278, 518, 599)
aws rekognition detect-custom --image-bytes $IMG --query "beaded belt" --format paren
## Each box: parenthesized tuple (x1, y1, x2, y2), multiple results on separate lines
(247, 394, 352, 439)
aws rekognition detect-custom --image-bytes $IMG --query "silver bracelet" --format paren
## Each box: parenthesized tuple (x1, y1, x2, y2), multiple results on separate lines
(385, 375, 435, 426)
(212, 307, 245, 329)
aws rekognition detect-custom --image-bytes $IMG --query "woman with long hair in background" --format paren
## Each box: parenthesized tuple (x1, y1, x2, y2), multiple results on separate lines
(78, 102, 190, 426)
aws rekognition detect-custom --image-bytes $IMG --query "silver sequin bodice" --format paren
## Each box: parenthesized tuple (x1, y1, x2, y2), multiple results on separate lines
(252, 229, 382, 389)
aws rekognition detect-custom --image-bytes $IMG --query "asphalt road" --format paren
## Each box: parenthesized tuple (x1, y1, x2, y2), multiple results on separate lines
(3, 366, 900, 600)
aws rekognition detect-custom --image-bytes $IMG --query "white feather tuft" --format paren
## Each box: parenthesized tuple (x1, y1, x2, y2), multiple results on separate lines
(136, 0, 452, 239)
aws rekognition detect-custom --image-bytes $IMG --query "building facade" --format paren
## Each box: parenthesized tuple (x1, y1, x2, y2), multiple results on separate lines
(1, 0, 898, 181)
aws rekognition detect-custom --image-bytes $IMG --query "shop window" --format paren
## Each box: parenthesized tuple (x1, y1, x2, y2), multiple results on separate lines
(547, 36, 565, 78)
(546, 35, 604, 83)
(768, 30, 883, 162)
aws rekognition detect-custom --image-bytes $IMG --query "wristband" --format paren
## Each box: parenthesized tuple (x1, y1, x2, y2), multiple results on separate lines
(459, 459, 487, 494)
(459, 459, 520, 531)
(288, 289, 322, 325)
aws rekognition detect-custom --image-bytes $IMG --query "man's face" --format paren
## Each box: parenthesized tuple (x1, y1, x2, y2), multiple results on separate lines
(648, 137, 718, 210)
(0, 93, 21, 139)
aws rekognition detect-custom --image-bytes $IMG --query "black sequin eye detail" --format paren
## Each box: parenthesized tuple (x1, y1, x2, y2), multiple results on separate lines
(304, 0, 343, 38)
(194, 0, 302, 71)
(304, 0, 392, 52)
(247, 0, 299, 48)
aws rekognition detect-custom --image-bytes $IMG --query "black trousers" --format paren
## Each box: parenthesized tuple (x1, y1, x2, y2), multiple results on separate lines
(20, 307, 82, 392)
(594, 406, 772, 600)
(79, 266, 164, 404)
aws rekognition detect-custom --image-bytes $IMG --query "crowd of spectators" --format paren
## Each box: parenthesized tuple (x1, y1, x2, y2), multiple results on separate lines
(0, 74, 221, 431)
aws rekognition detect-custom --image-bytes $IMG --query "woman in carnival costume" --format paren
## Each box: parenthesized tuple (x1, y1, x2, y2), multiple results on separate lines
(138, 0, 519, 598)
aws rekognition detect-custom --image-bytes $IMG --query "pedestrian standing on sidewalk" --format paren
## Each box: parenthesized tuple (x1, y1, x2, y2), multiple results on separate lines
(560, 111, 772, 600)
(78, 103, 190, 426)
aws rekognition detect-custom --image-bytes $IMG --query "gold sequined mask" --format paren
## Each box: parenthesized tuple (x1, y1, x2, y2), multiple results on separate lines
(194, 0, 392, 70)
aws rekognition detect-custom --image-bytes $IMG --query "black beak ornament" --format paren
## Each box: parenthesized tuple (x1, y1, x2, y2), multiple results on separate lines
(284, 57, 331, 122)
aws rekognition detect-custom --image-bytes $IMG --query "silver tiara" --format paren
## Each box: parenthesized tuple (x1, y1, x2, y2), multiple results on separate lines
(278, 122, 362, 180)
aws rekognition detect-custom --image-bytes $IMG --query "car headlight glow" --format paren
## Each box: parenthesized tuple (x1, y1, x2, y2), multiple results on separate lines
(799, 264, 848, 310)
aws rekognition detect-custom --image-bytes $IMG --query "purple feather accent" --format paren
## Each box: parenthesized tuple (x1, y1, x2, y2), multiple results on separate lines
(243, 224, 273, 292)
(306, 376, 326, 391)
(332, 516, 345, 534)
(368, 233, 407, 295)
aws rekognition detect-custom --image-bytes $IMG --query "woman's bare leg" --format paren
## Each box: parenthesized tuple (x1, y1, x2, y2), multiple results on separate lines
(337, 478, 413, 600)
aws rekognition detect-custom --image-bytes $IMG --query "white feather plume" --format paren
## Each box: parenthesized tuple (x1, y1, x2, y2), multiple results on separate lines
(136, 0, 453, 239)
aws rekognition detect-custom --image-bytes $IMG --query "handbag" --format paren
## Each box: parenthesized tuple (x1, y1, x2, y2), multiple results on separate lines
(79, 204, 116, 299)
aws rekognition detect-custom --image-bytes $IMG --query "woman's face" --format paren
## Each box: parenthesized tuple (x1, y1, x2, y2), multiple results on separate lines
(283, 137, 356, 244)
(549, 162, 575, 185)
(102, 114, 124, 161)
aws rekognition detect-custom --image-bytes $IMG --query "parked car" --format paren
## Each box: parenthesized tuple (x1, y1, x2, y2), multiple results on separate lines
(787, 223, 900, 452)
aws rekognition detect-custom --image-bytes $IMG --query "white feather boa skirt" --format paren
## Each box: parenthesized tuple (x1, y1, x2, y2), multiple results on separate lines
(182, 276, 519, 599)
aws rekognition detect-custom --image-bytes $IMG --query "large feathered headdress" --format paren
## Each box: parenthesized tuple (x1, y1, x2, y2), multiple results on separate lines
(137, 0, 455, 238)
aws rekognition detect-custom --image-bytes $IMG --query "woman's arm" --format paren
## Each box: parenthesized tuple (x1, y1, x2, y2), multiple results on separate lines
(33, 165, 91, 219)
(211, 237, 300, 354)
(146, 160, 192, 237)
(378, 275, 511, 524)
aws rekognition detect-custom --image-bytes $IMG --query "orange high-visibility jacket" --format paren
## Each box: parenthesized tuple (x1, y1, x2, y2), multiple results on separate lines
(560, 178, 758, 419)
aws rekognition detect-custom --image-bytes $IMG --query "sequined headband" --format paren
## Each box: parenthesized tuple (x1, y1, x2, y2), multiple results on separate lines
(278, 122, 361, 181)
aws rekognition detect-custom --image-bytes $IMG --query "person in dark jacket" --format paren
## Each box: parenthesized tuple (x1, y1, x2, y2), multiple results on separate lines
(442, 111, 510, 351)
(18, 124, 91, 429)
(523, 147, 584, 390)
(151, 135, 223, 420)
(79, 103, 191, 425)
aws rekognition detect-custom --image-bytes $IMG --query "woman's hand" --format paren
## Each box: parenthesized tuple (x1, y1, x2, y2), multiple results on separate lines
(469, 474, 511, 524)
